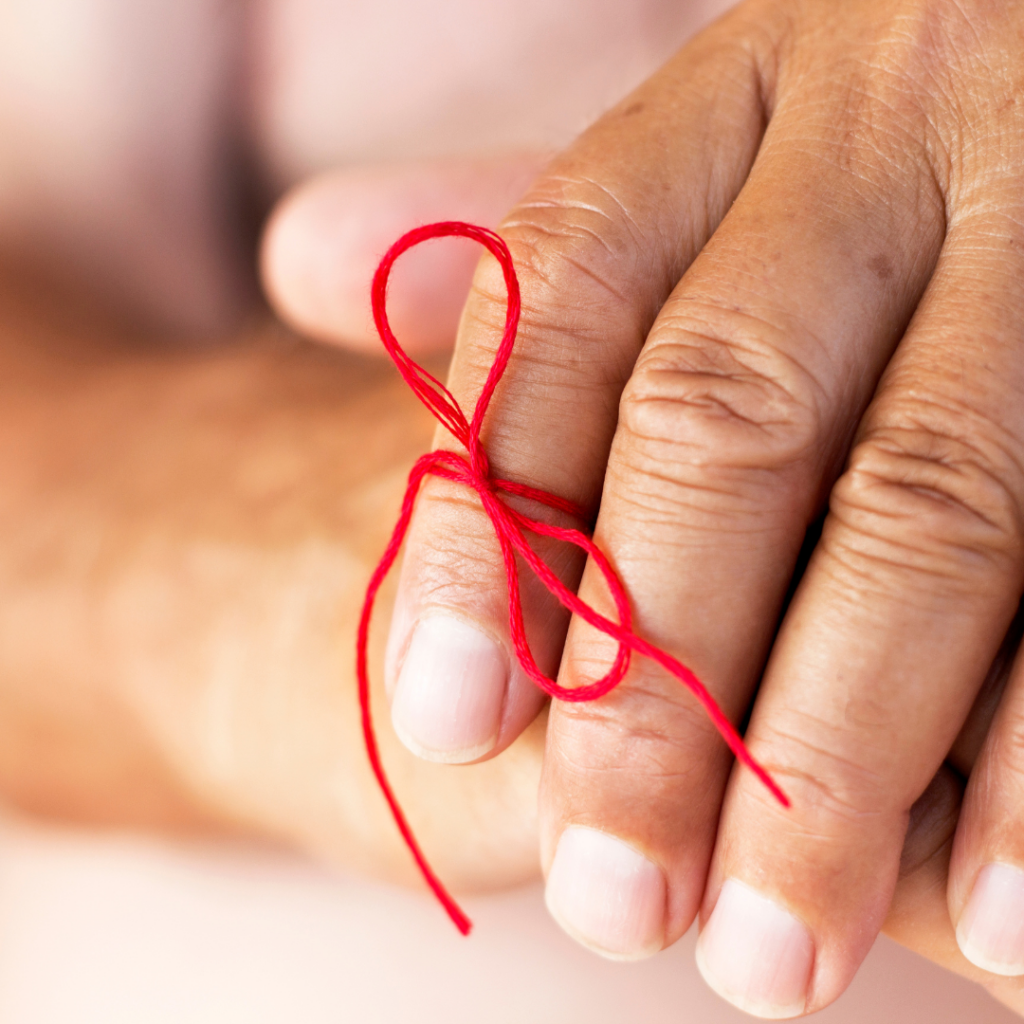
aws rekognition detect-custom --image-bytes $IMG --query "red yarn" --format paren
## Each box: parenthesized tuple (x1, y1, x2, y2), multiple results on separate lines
(357, 221, 789, 936)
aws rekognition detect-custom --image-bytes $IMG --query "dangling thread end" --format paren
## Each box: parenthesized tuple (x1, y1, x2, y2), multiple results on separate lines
(364, 219, 795, 939)
(443, 897, 473, 936)
(417, 847, 473, 934)
(747, 756, 791, 809)
(768, 777, 792, 810)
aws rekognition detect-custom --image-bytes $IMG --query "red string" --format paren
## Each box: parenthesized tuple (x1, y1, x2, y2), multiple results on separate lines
(357, 221, 789, 937)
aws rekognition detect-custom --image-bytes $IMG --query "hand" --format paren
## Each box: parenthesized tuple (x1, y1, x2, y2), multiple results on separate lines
(267, 0, 1024, 1015)
(0, 263, 543, 894)
(3, 263, 1020, 1020)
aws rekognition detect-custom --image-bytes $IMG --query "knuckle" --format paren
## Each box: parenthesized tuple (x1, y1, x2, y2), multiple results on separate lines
(618, 304, 826, 485)
(408, 481, 582, 622)
(460, 174, 662, 418)
(410, 486, 508, 590)
(828, 402, 1024, 585)
(552, 665, 727, 792)
(499, 175, 656, 318)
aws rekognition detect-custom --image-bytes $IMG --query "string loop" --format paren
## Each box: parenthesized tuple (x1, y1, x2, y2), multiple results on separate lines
(357, 221, 789, 936)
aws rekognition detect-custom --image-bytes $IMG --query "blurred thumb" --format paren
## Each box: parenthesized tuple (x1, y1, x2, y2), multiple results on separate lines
(260, 153, 547, 355)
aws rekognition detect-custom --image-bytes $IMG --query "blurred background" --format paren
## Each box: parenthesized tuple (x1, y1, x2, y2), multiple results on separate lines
(0, 0, 731, 334)
(0, 809, 1014, 1024)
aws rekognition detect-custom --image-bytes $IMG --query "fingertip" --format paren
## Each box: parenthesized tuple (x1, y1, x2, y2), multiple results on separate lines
(390, 615, 508, 764)
(387, 607, 548, 765)
(545, 825, 666, 960)
(260, 173, 383, 352)
(955, 863, 1024, 977)
(696, 879, 813, 1019)
(260, 155, 547, 355)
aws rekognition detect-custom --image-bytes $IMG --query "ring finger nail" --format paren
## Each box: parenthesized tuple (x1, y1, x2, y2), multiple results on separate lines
(956, 862, 1024, 976)
(696, 880, 814, 1019)
(390, 615, 507, 762)
(545, 826, 666, 960)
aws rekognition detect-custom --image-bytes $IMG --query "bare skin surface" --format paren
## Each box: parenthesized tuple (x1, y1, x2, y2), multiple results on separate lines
(4, 0, 1024, 1014)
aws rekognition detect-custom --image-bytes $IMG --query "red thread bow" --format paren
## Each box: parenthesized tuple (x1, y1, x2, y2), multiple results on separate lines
(357, 221, 788, 936)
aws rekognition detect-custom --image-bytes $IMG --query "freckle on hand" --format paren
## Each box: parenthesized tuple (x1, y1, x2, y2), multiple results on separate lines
(868, 254, 893, 280)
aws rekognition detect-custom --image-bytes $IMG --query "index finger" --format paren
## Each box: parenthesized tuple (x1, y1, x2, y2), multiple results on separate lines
(384, 17, 767, 766)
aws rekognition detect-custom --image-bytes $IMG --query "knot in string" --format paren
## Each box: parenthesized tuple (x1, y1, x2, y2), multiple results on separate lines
(357, 221, 788, 937)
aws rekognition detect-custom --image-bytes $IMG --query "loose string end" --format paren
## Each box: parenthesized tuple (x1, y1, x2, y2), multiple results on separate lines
(743, 752, 791, 809)
(356, 459, 475, 936)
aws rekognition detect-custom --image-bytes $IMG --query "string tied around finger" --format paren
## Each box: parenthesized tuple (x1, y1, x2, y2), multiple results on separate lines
(356, 221, 790, 937)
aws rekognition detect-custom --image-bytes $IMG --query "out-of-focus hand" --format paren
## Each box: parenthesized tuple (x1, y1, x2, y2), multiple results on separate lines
(0, 0, 250, 330)
(0, 264, 544, 894)
(266, 0, 1024, 1016)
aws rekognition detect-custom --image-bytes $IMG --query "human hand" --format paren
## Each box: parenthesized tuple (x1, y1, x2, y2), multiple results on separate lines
(3, 243, 1018, 1019)
(267, 0, 1024, 1015)
(0, 264, 544, 894)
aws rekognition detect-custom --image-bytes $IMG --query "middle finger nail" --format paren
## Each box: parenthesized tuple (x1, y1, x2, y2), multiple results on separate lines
(696, 879, 813, 1019)
(545, 825, 666, 960)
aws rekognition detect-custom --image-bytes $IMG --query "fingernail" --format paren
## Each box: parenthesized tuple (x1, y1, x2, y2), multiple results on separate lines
(696, 879, 813, 1019)
(956, 862, 1024, 976)
(545, 826, 665, 960)
(391, 615, 507, 763)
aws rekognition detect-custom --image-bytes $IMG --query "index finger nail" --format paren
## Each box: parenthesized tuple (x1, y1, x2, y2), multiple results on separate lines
(391, 615, 508, 763)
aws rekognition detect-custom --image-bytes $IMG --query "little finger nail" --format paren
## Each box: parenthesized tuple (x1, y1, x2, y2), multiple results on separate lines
(696, 879, 813, 1019)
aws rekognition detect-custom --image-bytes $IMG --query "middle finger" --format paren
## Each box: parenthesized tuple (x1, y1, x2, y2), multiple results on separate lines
(541, 10, 945, 961)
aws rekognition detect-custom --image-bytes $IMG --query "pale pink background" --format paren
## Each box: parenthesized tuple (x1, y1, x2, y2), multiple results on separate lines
(0, 813, 1012, 1024)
